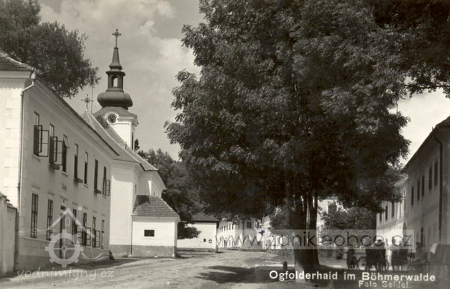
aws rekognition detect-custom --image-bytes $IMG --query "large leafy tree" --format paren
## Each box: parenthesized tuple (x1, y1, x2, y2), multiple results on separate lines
(142, 149, 202, 239)
(321, 202, 376, 231)
(166, 0, 413, 275)
(0, 0, 99, 98)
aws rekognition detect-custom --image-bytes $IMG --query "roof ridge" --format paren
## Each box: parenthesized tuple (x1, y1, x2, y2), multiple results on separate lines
(87, 112, 157, 171)
(149, 195, 179, 216)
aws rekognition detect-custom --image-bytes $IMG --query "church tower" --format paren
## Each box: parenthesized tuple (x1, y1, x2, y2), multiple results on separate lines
(94, 29, 138, 148)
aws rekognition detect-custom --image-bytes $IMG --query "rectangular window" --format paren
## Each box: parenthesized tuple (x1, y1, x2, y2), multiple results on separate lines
(246, 222, 252, 229)
(417, 180, 420, 201)
(49, 135, 63, 169)
(84, 152, 88, 185)
(62, 135, 68, 172)
(385, 206, 388, 221)
(49, 124, 54, 137)
(434, 160, 438, 187)
(92, 217, 97, 248)
(31, 194, 38, 238)
(82, 213, 87, 245)
(429, 166, 432, 191)
(144, 230, 155, 237)
(74, 144, 79, 180)
(101, 220, 105, 249)
(46, 200, 53, 240)
(33, 112, 49, 156)
(422, 175, 425, 197)
(94, 159, 99, 192)
(411, 186, 414, 207)
(379, 212, 382, 223)
(34, 112, 40, 126)
(391, 201, 395, 218)
(72, 209, 77, 243)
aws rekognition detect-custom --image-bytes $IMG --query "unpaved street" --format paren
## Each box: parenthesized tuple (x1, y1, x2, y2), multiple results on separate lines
(1, 251, 284, 289)
(0, 250, 445, 289)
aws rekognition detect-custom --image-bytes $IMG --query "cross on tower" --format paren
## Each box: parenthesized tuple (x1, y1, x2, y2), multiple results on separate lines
(81, 95, 93, 111)
(112, 29, 121, 48)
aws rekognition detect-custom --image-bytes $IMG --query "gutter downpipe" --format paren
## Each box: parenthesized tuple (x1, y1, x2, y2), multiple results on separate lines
(17, 71, 36, 269)
(18, 71, 36, 212)
(432, 133, 443, 243)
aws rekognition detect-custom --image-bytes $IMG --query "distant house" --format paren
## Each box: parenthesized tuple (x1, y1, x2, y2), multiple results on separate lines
(177, 213, 219, 251)
(216, 218, 263, 250)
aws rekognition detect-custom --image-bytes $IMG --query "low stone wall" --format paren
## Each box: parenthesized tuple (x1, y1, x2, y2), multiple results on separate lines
(110, 244, 176, 258)
(110, 244, 132, 258)
(17, 237, 111, 271)
(130, 245, 176, 257)
(0, 196, 17, 277)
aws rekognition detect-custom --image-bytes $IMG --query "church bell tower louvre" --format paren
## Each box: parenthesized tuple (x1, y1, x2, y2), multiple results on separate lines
(94, 29, 138, 149)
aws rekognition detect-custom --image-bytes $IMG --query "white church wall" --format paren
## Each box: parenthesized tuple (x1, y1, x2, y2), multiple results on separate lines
(109, 164, 138, 251)
(109, 117, 134, 148)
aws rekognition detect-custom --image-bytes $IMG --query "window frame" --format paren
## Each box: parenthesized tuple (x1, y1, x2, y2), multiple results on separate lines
(429, 166, 432, 191)
(94, 159, 100, 193)
(31, 194, 38, 238)
(434, 160, 438, 187)
(84, 152, 88, 185)
(62, 135, 68, 173)
(46, 200, 53, 240)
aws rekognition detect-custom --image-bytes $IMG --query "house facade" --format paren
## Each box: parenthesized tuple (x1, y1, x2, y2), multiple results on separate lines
(375, 116, 450, 281)
(376, 117, 449, 251)
(0, 52, 114, 270)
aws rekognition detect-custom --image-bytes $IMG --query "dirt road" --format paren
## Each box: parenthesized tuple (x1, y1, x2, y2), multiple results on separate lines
(0, 250, 445, 289)
(0, 250, 283, 289)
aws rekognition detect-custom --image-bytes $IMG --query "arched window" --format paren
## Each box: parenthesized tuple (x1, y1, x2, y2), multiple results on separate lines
(112, 76, 118, 87)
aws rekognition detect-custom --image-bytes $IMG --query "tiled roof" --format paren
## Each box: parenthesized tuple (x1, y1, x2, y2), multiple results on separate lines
(81, 111, 157, 171)
(192, 212, 219, 222)
(0, 51, 35, 72)
(133, 195, 179, 218)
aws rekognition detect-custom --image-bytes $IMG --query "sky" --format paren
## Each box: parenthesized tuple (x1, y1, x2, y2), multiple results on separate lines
(38, 0, 450, 163)
(39, 0, 203, 159)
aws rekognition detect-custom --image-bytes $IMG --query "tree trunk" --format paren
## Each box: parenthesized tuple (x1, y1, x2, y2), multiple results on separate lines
(285, 175, 320, 283)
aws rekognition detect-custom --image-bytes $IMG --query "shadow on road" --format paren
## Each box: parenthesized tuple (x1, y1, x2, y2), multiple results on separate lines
(196, 265, 334, 287)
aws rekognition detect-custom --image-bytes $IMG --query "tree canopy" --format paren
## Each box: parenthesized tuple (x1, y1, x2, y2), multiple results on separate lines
(165, 0, 450, 272)
(320, 202, 376, 231)
(0, 0, 99, 98)
(167, 0, 409, 220)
